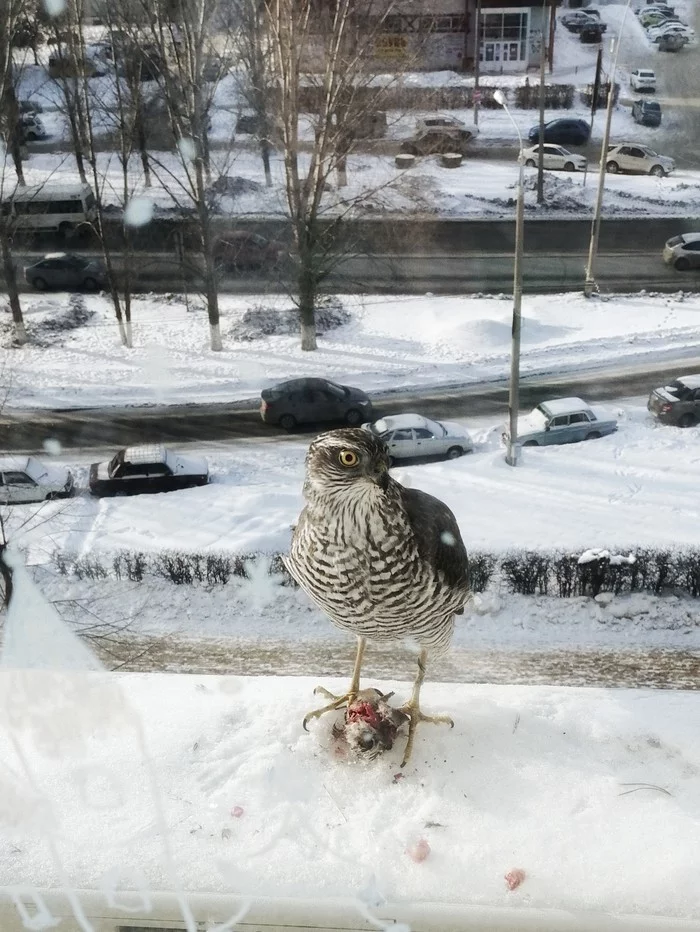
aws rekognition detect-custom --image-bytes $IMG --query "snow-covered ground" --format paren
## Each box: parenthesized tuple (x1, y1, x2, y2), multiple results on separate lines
(3, 291, 700, 410)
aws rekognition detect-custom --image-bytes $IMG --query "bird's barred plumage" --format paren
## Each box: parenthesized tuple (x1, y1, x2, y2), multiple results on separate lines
(285, 428, 470, 654)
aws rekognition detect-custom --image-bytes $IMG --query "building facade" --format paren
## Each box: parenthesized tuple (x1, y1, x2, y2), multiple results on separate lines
(369, 0, 555, 74)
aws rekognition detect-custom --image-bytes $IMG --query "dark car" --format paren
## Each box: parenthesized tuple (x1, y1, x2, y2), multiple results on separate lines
(400, 127, 474, 156)
(580, 22, 607, 42)
(648, 375, 700, 427)
(658, 33, 687, 50)
(25, 253, 107, 291)
(213, 232, 285, 271)
(632, 99, 662, 126)
(528, 118, 591, 146)
(561, 11, 599, 32)
(260, 378, 373, 431)
(89, 444, 209, 497)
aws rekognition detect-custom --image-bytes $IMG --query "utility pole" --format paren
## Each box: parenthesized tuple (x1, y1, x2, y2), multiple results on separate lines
(473, 0, 481, 127)
(536, 0, 547, 205)
(584, 0, 633, 296)
(494, 89, 524, 467)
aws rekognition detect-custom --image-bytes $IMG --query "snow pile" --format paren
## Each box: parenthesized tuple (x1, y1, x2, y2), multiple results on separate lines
(229, 299, 351, 342)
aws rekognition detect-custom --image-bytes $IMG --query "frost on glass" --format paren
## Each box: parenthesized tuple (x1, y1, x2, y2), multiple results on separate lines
(0, 552, 237, 931)
(123, 197, 155, 229)
(0, 553, 402, 932)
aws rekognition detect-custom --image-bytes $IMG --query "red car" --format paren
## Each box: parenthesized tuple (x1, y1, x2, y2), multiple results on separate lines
(213, 232, 285, 271)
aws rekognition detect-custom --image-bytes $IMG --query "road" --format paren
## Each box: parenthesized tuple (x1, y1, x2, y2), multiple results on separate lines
(7, 248, 696, 295)
(6, 353, 700, 450)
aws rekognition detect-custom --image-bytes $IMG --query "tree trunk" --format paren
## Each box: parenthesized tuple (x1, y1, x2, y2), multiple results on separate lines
(298, 263, 317, 351)
(0, 230, 27, 345)
(261, 137, 273, 187)
(194, 158, 222, 351)
(136, 109, 151, 187)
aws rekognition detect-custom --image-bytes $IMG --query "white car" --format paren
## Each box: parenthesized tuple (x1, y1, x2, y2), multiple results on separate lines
(629, 68, 656, 91)
(647, 22, 694, 41)
(416, 114, 468, 133)
(362, 413, 473, 464)
(522, 144, 587, 172)
(606, 143, 674, 177)
(0, 456, 75, 504)
(663, 232, 700, 270)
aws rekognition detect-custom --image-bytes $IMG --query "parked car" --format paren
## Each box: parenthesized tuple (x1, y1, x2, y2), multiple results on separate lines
(361, 414, 473, 464)
(213, 233, 285, 271)
(260, 378, 372, 431)
(663, 232, 700, 270)
(561, 11, 599, 32)
(638, 4, 676, 15)
(19, 113, 48, 142)
(25, 253, 107, 291)
(416, 115, 468, 133)
(647, 21, 693, 40)
(0, 456, 74, 504)
(639, 10, 679, 26)
(629, 68, 657, 91)
(502, 398, 618, 447)
(400, 125, 474, 156)
(580, 22, 607, 42)
(89, 445, 209, 497)
(658, 32, 688, 50)
(522, 144, 587, 171)
(648, 375, 700, 426)
(631, 99, 662, 126)
(527, 118, 591, 146)
(605, 143, 674, 176)
(19, 99, 43, 114)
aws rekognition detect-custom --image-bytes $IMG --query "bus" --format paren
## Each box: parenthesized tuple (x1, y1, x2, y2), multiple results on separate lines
(2, 183, 97, 236)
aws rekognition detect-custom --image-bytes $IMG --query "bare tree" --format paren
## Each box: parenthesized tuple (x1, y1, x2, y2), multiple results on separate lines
(264, 0, 404, 351)
(230, 0, 275, 187)
(128, 0, 239, 352)
(0, 0, 31, 345)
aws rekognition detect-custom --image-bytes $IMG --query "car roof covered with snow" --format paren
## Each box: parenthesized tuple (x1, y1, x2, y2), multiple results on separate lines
(676, 374, 700, 389)
(372, 414, 433, 432)
(0, 456, 30, 472)
(122, 444, 169, 465)
(539, 397, 590, 416)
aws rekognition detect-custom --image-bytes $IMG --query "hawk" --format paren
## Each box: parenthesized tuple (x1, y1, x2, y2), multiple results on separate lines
(285, 428, 470, 765)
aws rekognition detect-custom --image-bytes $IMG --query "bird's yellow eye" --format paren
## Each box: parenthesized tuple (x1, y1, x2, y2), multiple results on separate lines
(338, 450, 359, 467)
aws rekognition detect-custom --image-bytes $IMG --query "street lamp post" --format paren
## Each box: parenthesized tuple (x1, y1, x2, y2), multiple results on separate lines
(584, 0, 633, 297)
(494, 88, 524, 467)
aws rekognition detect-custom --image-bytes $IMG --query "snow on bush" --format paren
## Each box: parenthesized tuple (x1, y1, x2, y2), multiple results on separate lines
(228, 298, 351, 342)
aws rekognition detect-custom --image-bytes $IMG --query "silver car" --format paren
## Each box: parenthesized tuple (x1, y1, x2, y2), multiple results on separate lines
(362, 413, 473, 464)
(605, 144, 674, 177)
(502, 397, 618, 447)
(0, 456, 75, 504)
(663, 233, 700, 271)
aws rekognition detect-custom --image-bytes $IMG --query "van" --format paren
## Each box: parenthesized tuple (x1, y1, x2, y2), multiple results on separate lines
(2, 183, 97, 236)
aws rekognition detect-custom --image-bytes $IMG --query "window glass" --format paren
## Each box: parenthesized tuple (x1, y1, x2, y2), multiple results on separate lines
(569, 413, 590, 424)
(4, 471, 35, 484)
(550, 416, 569, 427)
(392, 429, 413, 441)
(414, 428, 434, 439)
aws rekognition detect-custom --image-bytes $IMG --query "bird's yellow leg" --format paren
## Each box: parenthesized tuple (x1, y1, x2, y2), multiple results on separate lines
(399, 649, 454, 766)
(303, 636, 366, 730)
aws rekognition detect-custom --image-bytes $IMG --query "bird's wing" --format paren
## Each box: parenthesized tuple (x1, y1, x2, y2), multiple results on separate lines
(398, 485, 469, 593)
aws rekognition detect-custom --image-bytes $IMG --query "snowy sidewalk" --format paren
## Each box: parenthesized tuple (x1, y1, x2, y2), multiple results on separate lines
(1, 670, 698, 921)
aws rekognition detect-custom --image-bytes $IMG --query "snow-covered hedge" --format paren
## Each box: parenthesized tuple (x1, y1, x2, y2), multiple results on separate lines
(49, 548, 700, 600)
